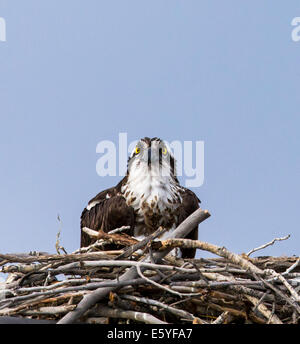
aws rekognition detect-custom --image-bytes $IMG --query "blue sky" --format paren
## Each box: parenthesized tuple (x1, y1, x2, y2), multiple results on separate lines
(0, 1, 299, 258)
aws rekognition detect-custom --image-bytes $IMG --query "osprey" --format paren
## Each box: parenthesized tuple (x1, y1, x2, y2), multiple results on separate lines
(80, 137, 200, 258)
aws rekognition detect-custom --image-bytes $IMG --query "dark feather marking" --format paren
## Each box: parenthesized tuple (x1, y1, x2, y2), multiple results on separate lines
(80, 176, 134, 248)
(176, 187, 200, 258)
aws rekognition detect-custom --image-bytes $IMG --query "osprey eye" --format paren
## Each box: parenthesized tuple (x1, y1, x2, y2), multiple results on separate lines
(162, 147, 167, 155)
(135, 147, 141, 154)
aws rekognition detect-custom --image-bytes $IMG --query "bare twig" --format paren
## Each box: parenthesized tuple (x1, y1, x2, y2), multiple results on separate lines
(108, 226, 131, 235)
(120, 294, 195, 321)
(81, 227, 99, 238)
(245, 295, 282, 324)
(212, 311, 229, 324)
(56, 215, 67, 255)
(116, 226, 167, 260)
(135, 262, 200, 297)
(160, 238, 264, 275)
(264, 268, 300, 303)
(21, 304, 76, 316)
(246, 235, 291, 257)
(283, 257, 300, 275)
(90, 305, 168, 324)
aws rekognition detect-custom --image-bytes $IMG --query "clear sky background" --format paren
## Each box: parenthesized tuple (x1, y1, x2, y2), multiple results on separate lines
(0, 1, 299, 258)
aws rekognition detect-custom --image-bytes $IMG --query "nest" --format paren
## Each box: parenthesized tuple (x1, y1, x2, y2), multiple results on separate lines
(0, 209, 299, 324)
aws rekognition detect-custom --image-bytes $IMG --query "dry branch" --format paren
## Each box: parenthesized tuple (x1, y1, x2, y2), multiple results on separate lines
(88, 305, 168, 324)
(159, 238, 264, 275)
(246, 235, 291, 257)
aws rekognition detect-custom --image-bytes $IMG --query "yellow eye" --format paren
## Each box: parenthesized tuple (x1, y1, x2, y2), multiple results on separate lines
(135, 146, 141, 154)
(162, 147, 167, 155)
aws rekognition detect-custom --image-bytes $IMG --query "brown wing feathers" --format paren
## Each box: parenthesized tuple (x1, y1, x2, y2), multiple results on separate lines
(178, 188, 201, 258)
(80, 183, 135, 248)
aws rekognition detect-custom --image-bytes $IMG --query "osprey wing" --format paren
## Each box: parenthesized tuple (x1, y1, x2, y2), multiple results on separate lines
(178, 188, 201, 258)
(80, 182, 135, 248)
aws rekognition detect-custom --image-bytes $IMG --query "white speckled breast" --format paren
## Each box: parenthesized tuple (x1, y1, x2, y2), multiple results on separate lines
(121, 163, 183, 237)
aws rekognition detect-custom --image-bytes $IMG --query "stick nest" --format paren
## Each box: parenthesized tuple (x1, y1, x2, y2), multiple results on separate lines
(0, 226, 299, 324)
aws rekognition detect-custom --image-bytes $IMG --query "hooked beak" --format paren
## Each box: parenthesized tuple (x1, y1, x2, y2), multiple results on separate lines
(147, 148, 151, 167)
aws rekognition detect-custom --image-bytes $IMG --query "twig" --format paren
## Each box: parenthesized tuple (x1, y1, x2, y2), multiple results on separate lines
(81, 227, 99, 238)
(90, 305, 168, 324)
(245, 295, 282, 324)
(56, 215, 67, 255)
(252, 291, 270, 314)
(120, 294, 195, 321)
(72, 240, 120, 254)
(135, 262, 199, 297)
(267, 302, 276, 324)
(160, 238, 264, 275)
(82, 227, 138, 248)
(264, 268, 300, 303)
(97, 230, 138, 246)
(116, 226, 167, 260)
(20, 304, 76, 316)
(108, 226, 131, 234)
(252, 272, 300, 314)
(49, 259, 199, 275)
(212, 311, 229, 324)
(0, 251, 122, 265)
(283, 257, 300, 275)
(246, 235, 291, 257)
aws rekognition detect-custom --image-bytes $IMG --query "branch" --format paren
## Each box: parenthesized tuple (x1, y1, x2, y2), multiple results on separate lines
(245, 295, 282, 324)
(20, 305, 76, 316)
(90, 305, 168, 324)
(212, 311, 230, 324)
(120, 294, 196, 321)
(135, 261, 199, 297)
(81, 227, 99, 238)
(160, 238, 264, 275)
(97, 230, 138, 247)
(264, 268, 300, 303)
(0, 250, 121, 265)
(283, 257, 300, 275)
(246, 235, 291, 257)
(116, 226, 167, 260)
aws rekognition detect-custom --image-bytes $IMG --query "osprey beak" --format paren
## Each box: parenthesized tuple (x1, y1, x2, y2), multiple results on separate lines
(147, 148, 151, 167)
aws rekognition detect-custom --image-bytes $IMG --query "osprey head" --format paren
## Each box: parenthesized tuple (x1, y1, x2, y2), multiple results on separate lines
(127, 137, 177, 179)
